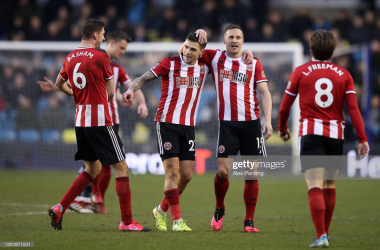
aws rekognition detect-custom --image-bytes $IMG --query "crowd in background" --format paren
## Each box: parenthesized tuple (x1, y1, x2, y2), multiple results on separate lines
(0, 0, 380, 144)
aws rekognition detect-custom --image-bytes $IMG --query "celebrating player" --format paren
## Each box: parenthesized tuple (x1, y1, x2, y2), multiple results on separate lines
(191, 24, 273, 233)
(278, 30, 369, 247)
(48, 19, 151, 232)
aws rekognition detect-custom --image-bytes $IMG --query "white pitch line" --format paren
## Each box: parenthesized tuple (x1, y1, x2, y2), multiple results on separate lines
(1, 202, 50, 208)
(0, 211, 48, 216)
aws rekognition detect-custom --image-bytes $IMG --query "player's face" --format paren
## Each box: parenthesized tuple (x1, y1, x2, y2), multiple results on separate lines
(182, 40, 203, 65)
(109, 39, 128, 60)
(223, 29, 244, 56)
(95, 28, 105, 50)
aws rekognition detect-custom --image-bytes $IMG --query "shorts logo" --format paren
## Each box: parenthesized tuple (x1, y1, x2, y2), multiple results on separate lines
(164, 142, 172, 150)
(218, 145, 225, 154)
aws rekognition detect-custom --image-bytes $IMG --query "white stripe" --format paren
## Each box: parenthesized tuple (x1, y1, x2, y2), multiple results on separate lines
(298, 136, 302, 171)
(76, 105, 82, 126)
(191, 66, 208, 125)
(329, 120, 338, 139)
(122, 79, 131, 85)
(98, 104, 105, 126)
(84, 105, 91, 127)
(156, 122, 163, 154)
(341, 122, 345, 139)
(256, 80, 267, 83)
(237, 60, 246, 121)
(345, 91, 356, 94)
(285, 90, 296, 96)
(107, 126, 123, 161)
(250, 60, 258, 120)
(313, 118, 323, 135)
(261, 131, 267, 157)
(216, 120, 221, 156)
(302, 119, 308, 135)
(222, 58, 232, 120)
(185, 65, 199, 125)
(105, 76, 113, 80)
(172, 61, 188, 124)
(161, 61, 175, 122)
(113, 67, 119, 91)
(59, 73, 66, 81)
(213, 52, 222, 118)
(150, 69, 158, 77)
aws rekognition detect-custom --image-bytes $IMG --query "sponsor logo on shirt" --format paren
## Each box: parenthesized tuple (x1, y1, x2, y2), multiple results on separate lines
(219, 69, 248, 85)
(175, 76, 202, 88)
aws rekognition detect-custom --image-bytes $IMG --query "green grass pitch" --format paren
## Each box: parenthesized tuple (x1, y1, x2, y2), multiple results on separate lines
(0, 170, 379, 249)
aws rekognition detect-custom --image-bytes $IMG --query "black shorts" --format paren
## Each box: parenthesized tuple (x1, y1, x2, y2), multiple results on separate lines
(217, 120, 266, 158)
(75, 126, 125, 166)
(156, 122, 195, 161)
(299, 134, 344, 173)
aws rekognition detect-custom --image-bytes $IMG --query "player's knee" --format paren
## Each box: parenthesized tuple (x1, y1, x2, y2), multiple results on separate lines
(180, 172, 193, 183)
(217, 168, 229, 179)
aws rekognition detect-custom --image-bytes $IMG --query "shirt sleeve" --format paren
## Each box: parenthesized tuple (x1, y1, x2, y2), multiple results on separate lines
(118, 66, 131, 86)
(151, 57, 171, 77)
(59, 60, 67, 81)
(285, 69, 300, 96)
(102, 54, 113, 80)
(254, 59, 268, 84)
(345, 74, 356, 95)
(201, 49, 218, 69)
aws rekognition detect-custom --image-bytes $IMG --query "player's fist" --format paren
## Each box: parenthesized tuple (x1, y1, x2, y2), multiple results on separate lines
(138, 104, 148, 119)
(358, 142, 370, 159)
(262, 121, 273, 140)
(278, 129, 291, 142)
(122, 90, 134, 103)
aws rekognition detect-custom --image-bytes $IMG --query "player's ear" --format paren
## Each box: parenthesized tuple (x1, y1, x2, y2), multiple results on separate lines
(93, 32, 98, 40)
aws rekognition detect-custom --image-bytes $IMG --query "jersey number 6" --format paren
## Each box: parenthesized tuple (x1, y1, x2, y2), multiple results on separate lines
(73, 63, 87, 89)
(315, 78, 333, 108)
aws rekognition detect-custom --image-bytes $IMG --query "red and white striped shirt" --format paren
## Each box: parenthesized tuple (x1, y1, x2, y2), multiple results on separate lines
(60, 47, 113, 127)
(201, 49, 267, 121)
(151, 55, 209, 126)
(285, 60, 356, 139)
(108, 62, 131, 124)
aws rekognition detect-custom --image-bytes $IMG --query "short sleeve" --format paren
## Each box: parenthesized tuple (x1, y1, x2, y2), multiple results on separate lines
(285, 69, 300, 96)
(345, 74, 356, 95)
(102, 54, 113, 80)
(118, 66, 131, 86)
(59, 60, 67, 81)
(201, 49, 218, 69)
(254, 59, 267, 84)
(151, 57, 171, 77)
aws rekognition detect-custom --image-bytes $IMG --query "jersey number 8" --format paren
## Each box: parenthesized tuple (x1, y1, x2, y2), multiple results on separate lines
(73, 63, 87, 89)
(315, 78, 333, 108)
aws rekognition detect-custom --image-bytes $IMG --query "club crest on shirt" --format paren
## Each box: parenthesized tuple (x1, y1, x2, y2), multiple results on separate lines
(219, 69, 248, 85)
(247, 65, 253, 71)
(164, 142, 172, 150)
(218, 145, 225, 154)
(200, 66, 205, 73)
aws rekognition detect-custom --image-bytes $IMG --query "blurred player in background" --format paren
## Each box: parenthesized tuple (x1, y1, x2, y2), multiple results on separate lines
(278, 30, 369, 247)
(38, 31, 148, 214)
(190, 25, 272, 233)
(48, 19, 150, 231)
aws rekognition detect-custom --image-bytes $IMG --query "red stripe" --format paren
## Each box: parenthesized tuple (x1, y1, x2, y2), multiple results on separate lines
(179, 66, 194, 124)
(337, 121, 343, 139)
(244, 65, 253, 121)
(253, 82, 260, 119)
(322, 120, 330, 137)
(109, 100, 115, 124)
(81, 105, 86, 127)
(92, 104, 98, 127)
(217, 53, 227, 120)
(307, 119, 314, 134)
(230, 61, 239, 121)
(165, 61, 181, 123)
(299, 120, 303, 137)
(190, 64, 206, 126)
(155, 74, 170, 122)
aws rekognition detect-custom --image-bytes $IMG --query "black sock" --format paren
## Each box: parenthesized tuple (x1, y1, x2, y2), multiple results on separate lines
(244, 219, 254, 227)
(214, 208, 225, 222)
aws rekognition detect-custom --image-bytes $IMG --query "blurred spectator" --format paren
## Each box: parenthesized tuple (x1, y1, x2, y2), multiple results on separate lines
(174, 19, 188, 41)
(40, 94, 68, 129)
(312, 16, 331, 31)
(289, 8, 312, 41)
(27, 16, 44, 41)
(268, 11, 287, 42)
(348, 15, 370, 45)
(105, 5, 117, 31)
(187, 0, 218, 34)
(262, 23, 275, 42)
(69, 25, 81, 41)
(218, 0, 245, 26)
(11, 16, 27, 39)
(332, 10, 352, 40)
(370, 39, 380, 78)
(302, 29, 313, 55)
(244, 17, 262, 42)
(134, 25, 148, 42)
(159, 8, 177, 39)
(15, 96, 37, 130)
(370, 95, 380, 140)
(364, 10, 376, 35)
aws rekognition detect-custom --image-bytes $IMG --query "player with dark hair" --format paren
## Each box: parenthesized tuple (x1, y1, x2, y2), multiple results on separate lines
(186, 24, 272, 233)
(48, 19, 151, 232)
(278, 29, 369, 247)
(38, 31, 148, 214)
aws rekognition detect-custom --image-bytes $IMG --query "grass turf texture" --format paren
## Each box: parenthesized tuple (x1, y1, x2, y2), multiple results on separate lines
(0, 171, 379, 250)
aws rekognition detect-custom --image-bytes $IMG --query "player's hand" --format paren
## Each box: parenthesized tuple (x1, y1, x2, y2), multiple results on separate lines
(262, 121, 273, 140)
(358, 142, 370, 159)
(195, 29, 207, 44)
(278, 129, 291, 142)
(118, 99, 133, 107)
(122, 90, 134, 103)
(242, 49, 253, 64)
(138, 104, 148, 119)
(37, 77, 58, 92)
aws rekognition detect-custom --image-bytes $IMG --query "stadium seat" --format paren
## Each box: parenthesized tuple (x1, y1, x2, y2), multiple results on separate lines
(0, 129, 17, 142)
(41, 129, 62, 143)
(36, 98, 49, 117)
(62, 128, 76, 144)
(18, 130, 40, 142)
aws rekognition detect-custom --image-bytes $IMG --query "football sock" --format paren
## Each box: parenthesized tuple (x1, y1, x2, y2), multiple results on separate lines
(115, 177, 133, 225)
(99, 165, 112, 200)
(214, 208, 225, 222)
(81, 183, 92, 199)
(59, 171, 93, 213)
(91, 168, 102, 197)
(244, 180, 259, 222)
(214, 174, 229, 209)
(323, 188, 336, 236)
(165, 188, 181, 221)
(159, 191, 182, 213)
(308, 188, 326, 238)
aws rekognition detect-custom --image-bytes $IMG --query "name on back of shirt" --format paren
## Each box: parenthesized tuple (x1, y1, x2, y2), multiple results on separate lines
(302, 63, 344, 76)
(67, 51, 94, 62)
(219, 69, 248, 85)
(176, 76, 202, 88)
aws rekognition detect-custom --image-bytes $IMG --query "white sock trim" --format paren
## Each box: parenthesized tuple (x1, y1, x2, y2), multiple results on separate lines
(157, 205, 167, 215)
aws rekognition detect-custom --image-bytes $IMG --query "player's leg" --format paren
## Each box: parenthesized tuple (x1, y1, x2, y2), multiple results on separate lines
(69, 164, 95, 213)
(240, 120, 263, 233)
(323, 169, 338, 241)
(212, 121, 239, 231)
